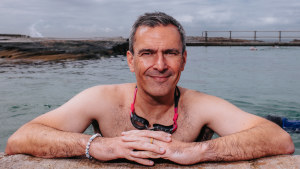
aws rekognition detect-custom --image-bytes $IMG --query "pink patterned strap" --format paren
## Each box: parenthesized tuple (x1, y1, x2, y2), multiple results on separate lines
(130, 87, 138, 113)
(172, 107, 178, 132)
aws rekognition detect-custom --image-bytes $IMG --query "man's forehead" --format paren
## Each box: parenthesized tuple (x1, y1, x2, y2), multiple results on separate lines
(133, 25, 182, 51)
(135, 26, 153, 35)
(135, 24, 179, 37)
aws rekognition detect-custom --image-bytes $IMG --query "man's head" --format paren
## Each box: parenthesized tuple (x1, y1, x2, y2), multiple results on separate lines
(127, 12, 187, 97)
(129, 12, 186, 55)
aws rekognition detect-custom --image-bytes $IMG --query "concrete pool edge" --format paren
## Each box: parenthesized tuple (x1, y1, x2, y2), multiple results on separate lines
(1, 152, 299, 168)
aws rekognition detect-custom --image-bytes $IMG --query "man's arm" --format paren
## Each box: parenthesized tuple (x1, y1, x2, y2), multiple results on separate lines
(194, 95, 294, 163)
(5, 123, 90, 158)
(198, 94, 295, 162)
(198, 120, 294, 162)
(5, 86, 100, 157)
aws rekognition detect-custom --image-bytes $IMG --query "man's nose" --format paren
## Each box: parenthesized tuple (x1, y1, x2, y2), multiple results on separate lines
(153, 53, 167, 71)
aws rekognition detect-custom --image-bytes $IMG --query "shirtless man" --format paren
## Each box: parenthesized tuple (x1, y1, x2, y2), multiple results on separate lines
(5, 12, 294, 166)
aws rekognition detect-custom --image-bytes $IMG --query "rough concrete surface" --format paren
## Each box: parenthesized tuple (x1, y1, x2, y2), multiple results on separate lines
(0, 153, 299, 169)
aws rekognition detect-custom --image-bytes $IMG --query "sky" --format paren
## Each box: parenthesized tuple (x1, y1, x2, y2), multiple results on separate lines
(0, 0, 300, 38)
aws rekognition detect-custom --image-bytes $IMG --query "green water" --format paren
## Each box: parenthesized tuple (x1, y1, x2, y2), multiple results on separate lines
(0, 46, 299, 154)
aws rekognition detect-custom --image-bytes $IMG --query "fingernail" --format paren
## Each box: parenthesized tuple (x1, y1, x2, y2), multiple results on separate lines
(166, 136, 171, 141)
(160, 147, 165, 153)
(149, 161, 154, 165)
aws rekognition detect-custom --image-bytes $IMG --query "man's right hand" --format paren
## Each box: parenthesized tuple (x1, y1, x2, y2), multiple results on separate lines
(89, 130, 172, 166)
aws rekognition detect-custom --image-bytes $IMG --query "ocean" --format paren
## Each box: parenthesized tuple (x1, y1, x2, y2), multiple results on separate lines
(0, 46, 299, 154)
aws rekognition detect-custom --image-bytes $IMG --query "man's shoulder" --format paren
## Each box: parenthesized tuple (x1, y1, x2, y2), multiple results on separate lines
(86, 83, 134, 92)
(180, 87, 227, 111)
(88, 83, 135, 90)
(72, 83, 134, 114)
(180, 87, 213, 102)
(81, 83, 135, 101)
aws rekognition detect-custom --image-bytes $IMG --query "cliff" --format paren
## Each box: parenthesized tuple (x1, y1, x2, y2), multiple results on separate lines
(0, 153, 299, 169)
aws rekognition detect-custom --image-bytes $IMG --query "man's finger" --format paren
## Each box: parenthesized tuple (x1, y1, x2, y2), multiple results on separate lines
(121, 135, 147, 142)
(130, 150, 162, 159)
(127, 156, 154, 166)
(121, 130, 172, 142)
(125, 141, 166, 154)
(121, 134, 164, 144)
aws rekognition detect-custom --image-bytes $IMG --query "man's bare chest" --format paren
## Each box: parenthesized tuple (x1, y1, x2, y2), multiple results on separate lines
(95, 106, 209, 142)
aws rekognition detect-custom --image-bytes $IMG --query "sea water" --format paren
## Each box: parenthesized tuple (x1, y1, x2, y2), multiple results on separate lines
(0, 46, 299, 154)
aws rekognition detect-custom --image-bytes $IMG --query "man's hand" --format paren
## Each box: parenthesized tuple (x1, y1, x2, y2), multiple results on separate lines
(122, 133, 201, 165)
(121, 130, 202, 165)
(90, 130, 172, 166)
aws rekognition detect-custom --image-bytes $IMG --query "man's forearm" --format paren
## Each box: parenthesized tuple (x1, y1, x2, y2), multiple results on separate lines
(5, 123, 90, 158)
(198, 123, 294, 162)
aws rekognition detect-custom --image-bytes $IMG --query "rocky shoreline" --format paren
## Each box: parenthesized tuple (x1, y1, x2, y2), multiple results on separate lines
(0, 36, 129, 61)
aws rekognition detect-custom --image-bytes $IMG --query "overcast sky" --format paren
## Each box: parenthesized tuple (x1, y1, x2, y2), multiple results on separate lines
(0, 0, 299, 38)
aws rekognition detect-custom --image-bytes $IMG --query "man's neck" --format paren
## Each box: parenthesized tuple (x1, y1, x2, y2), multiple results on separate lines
(134, 87, 175, 120)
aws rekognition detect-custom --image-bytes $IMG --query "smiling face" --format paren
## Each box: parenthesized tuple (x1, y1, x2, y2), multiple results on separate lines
(127, 24, 187, 97)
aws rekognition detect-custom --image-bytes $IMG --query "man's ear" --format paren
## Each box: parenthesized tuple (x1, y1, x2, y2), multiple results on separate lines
(127, 50, 135, 72)
(181, 50, 187, 71)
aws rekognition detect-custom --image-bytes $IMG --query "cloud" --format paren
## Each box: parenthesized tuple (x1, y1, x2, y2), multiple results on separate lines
(195, 7, 233, 24)
(259, 17, 278, 25)
(64, 24, 113, 37)
(176, 15, 194, 23)
(102, 27, 113, 33)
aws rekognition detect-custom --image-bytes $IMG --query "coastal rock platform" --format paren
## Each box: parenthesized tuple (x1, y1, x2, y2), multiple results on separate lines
(1, 153, 299, 169)
(0, 36, 129, 61)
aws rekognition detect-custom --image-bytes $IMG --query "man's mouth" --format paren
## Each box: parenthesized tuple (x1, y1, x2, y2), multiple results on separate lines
(145, 70, 173, 83)
(149, 75, 170, 82)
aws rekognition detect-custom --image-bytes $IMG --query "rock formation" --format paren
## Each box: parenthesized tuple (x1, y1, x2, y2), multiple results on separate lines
(0, 37, 129, 61)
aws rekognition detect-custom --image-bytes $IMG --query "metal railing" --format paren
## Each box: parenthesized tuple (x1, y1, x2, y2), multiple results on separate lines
(201, 31, 300, 42)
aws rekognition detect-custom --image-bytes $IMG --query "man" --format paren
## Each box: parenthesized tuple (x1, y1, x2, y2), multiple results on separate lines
(5, 12, 294, 166)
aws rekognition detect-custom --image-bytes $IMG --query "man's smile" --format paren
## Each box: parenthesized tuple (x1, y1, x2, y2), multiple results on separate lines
(145, 69, 173, 83)
(148, 75, 171, 82)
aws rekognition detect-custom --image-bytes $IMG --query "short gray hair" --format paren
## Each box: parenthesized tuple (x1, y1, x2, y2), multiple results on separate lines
(129, 12, 186, 54)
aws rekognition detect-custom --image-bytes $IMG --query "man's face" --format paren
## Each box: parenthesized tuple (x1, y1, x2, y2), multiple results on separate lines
(127, 24, 187, 97)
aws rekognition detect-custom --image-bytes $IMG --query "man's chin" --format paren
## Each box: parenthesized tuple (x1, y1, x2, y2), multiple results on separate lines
(144, 82, 175, 97)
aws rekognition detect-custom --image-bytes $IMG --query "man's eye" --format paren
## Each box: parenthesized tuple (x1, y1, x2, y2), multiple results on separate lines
(142, 52, 151, 56)
(165, 52, 178, 56)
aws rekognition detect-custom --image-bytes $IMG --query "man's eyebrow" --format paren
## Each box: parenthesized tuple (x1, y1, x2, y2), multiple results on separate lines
(163, 49, 180, 54)
(137, 49, 155, 55)
(137, 48, 180, 55)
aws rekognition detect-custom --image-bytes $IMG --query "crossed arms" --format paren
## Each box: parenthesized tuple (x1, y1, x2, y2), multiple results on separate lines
(5, 86, 294, 166)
